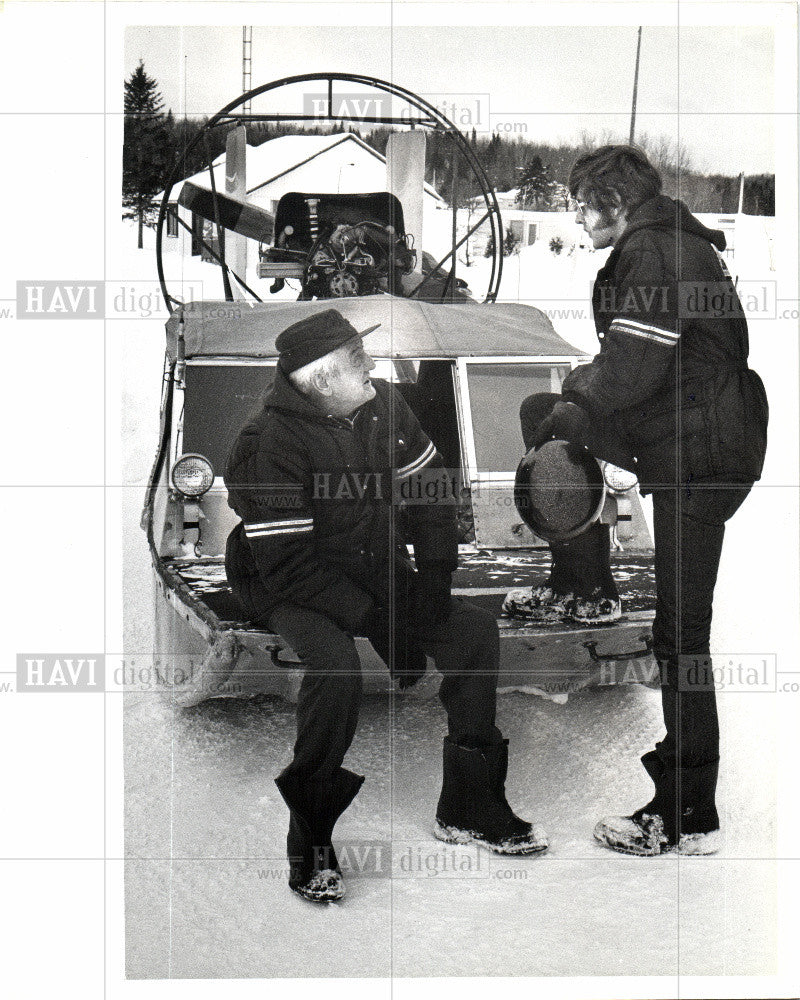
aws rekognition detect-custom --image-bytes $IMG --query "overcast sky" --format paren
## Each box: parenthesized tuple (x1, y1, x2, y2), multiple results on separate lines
(126, 24, 775, 175)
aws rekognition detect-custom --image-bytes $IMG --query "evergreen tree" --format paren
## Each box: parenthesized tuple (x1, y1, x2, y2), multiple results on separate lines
(483, 132, 500, 163)
(123, 62, 171, 248)
(744, 175, 775, 215)
(516, 154, 553, 210)
(504, 226, 520, 255)
(485, 226, 520, 258)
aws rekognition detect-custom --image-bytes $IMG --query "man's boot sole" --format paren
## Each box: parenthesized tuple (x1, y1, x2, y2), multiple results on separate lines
(289, 869, 346, 903)
(593, 829, 721, 857)
(676, 829, 721, 855)
(434, 820, 549, 855)
(504, 609, 569, 623)
(593, 828, 664, 856)
(568, 606, 623, 625)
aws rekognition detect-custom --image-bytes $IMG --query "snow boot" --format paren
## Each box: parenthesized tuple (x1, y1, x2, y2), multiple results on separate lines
(502, 583, 573, 621)
(561, 523, 622, 623)
(593, 812, 669, 856)
(275, 766, 365, 902)
(567, 589, 622, 624)
(594, 751, 721, 856)
(502, 523, 621, 623)
(434, 737, 549, 855)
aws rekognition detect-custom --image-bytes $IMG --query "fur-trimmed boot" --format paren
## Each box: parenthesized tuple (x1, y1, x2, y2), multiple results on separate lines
(275, 767, 365, 902)
(594, 751, 721, 856)
(434, 737, 548, 855)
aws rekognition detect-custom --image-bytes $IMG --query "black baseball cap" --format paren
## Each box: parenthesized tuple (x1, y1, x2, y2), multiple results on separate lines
(276, 309, 381, 374)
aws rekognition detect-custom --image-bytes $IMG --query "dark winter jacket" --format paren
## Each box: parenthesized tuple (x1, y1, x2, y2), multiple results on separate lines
(224, 365, 458, 631)
(560, 195, 768, 491)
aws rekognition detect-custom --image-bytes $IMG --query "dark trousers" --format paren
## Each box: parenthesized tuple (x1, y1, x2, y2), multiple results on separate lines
(519, 391, 750, 771)
(268, 599, 502, 784)
(651, 484, 749, 767)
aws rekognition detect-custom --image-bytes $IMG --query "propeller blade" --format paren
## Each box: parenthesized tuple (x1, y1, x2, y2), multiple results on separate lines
(177, 181, 275, 243)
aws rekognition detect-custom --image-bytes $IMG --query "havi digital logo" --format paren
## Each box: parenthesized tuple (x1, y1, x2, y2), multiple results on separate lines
(17, 281, 104, 319)
(16, 654, 105, 692)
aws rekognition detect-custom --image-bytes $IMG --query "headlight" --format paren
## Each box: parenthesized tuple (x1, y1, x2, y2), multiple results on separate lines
(601, 461, 638, 493)
(171, 453, 214, 498)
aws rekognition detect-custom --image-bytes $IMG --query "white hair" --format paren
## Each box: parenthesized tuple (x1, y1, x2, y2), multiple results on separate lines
(288, 352, 340, 395)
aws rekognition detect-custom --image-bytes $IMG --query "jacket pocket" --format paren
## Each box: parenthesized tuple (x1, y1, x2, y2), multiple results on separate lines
(626, 388, 716, 484)
(711, 369, 768, 482)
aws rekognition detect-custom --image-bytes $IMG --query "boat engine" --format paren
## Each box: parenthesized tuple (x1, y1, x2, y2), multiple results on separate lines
(303, 220, 416, 298)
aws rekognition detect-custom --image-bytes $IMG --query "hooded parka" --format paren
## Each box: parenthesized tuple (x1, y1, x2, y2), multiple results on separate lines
(224, 365, 458, 632)
(560, 195, 768, 491)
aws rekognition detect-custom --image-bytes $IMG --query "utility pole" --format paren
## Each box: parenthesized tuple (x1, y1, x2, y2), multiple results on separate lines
(629, 26, 642, 144)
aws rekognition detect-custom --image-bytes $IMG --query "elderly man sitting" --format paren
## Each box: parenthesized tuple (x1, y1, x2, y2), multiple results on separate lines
(224, 309, 548, 903)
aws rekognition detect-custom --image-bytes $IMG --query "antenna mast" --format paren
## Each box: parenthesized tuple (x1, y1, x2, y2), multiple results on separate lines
(242, 27, 253, 116)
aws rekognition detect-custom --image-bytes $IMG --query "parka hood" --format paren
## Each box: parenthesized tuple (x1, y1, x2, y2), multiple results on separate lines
(619, 195, 727, 252)
(263, 361, 330, 421)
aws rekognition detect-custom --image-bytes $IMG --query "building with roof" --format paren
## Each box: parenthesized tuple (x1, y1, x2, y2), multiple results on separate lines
(163, 132, 446, 275)
(458, 187, 579, 259)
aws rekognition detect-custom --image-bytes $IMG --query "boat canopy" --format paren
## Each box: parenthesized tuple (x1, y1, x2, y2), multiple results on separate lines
(164, 297, 581, 362)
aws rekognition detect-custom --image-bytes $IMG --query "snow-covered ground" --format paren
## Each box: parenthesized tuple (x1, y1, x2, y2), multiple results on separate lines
(116, 215, 795, 985)
(125, 684, 776, 980)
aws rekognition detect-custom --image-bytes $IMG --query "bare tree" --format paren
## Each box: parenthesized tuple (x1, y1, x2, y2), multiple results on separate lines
(636, 132, 694, 176)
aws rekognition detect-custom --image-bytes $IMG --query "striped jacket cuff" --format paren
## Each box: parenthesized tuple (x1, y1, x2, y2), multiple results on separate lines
(244, 517, 313, 540)
(610, 317, 679, 347)
(395, 440, 437, 479)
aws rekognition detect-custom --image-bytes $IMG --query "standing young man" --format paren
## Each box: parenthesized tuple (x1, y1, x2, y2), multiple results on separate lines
(510, 146, 768, 854)
(224, 309, 547, 903)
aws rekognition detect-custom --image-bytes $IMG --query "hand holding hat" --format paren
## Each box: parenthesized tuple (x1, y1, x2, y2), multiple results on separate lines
(532, 400, 591, 450)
